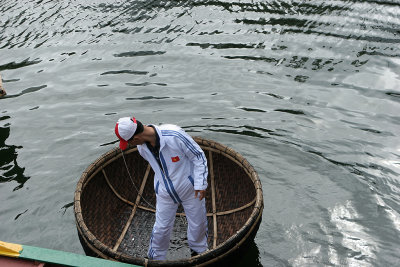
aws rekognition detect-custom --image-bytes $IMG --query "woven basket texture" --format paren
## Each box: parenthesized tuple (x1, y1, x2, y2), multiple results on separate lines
(75, 137, 263, 266)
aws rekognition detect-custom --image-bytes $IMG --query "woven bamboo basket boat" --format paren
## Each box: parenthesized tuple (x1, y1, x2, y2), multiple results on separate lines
(74, 137, 263, 266)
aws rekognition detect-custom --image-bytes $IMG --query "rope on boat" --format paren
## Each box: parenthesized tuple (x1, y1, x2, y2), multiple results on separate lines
(121, 149, 155, 209)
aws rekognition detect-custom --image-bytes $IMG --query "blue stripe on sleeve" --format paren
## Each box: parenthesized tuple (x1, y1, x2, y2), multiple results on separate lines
(161, 130, 202, 159)
(161, 130, 208, 184)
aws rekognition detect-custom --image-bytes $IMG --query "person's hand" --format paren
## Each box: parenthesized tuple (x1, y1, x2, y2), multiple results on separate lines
(195, 190, 206, 200)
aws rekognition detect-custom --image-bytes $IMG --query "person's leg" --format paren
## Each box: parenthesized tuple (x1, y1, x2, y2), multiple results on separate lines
(148, 198, 178, 260)
(183, 197, 208, 255)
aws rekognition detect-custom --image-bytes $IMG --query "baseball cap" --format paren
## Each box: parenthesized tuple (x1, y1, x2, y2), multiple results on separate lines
(115, 117, 143, 150)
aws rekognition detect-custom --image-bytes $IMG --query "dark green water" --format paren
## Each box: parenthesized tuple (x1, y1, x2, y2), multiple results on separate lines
(1, 0, 399, 266)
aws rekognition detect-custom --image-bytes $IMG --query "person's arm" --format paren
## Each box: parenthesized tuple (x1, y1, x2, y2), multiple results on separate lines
(176, 130, 208, 199)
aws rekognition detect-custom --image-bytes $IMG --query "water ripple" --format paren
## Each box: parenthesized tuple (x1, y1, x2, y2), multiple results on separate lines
(2, 85, 47, 99)
(0, 58, 42, 71)
(114, 51, 166, 57)
(125, 82, 167, 87)
(1, 0, 400, 265)
(101, 70, 149, 75)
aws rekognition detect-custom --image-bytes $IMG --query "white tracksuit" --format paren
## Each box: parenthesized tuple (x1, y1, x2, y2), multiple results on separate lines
(137, 124, 208, 260)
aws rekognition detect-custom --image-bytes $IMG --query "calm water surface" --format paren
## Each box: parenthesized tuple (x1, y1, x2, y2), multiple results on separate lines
(1, 0, 399, 266)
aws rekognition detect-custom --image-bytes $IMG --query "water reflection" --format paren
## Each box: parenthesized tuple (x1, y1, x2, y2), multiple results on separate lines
(0, 116, 30, 191)
(328, 201, 376, 266)
(209, 239, 262, 267)
(0, 0, 399, 265)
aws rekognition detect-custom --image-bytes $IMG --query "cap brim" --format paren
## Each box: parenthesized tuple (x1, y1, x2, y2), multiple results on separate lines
(119, 140, 128, 150)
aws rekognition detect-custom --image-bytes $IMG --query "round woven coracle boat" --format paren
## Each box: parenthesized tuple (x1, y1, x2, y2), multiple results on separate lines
(74, 137, 263, 266)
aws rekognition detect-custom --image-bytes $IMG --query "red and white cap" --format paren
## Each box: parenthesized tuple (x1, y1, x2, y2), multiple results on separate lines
(115, 117, 138, 150)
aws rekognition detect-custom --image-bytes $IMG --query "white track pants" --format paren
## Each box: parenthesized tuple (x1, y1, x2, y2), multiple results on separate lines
(147, 186, 208, 260)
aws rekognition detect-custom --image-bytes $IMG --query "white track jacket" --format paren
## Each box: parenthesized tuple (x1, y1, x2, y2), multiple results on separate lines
(137, 124, 208, 203)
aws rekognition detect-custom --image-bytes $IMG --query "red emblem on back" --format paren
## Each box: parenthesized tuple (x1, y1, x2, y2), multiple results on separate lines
(171, 156, 180, 162)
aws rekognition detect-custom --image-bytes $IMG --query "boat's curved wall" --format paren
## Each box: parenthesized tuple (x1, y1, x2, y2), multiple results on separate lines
(74, 137, 263, 266)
